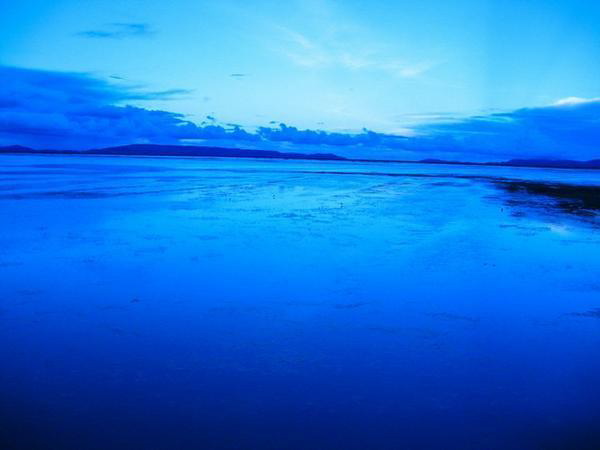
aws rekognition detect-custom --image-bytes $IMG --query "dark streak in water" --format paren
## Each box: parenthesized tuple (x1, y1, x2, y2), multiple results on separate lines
(0, 186, 202, 199)
(567, 308, 600, 319)
(493, 180, 600, 216)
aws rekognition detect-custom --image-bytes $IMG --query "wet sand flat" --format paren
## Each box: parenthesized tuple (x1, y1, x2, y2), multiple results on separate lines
(1, 154, 599, 449)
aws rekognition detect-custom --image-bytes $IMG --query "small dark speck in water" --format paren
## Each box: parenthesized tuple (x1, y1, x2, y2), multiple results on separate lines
(334, 302, 370, 309)
(425, 312, 480, 323)
(99, 304, 128, 311)
(104, 325, 127, 336)
(17, 288, 44, 296)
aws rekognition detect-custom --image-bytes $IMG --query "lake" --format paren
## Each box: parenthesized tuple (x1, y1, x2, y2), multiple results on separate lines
(1, 154, 599, 449)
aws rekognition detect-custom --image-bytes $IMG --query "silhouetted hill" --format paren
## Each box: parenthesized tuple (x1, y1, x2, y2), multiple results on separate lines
(0, 145, 35, 152)
(87, 144, 346, 161)
(501, 159, 600, 169)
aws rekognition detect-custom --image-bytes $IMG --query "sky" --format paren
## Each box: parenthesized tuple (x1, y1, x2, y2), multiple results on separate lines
(0, 0, 599, 161)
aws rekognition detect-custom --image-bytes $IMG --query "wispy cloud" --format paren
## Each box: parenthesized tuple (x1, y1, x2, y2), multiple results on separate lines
(275, 25, 437, 78)
(221, 1, 438, 79)
(76, 23, 154, 39)
(136, 88, 193, 100)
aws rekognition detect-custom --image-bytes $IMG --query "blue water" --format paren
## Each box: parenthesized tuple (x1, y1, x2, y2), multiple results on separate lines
(1, 155, 599, 449)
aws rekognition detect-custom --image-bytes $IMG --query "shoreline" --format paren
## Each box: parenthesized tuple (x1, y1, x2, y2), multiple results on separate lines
(1, 148, 599, 172)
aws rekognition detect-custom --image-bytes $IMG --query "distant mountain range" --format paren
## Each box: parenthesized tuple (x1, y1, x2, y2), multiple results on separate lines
(0, 144, 345, 161)
(1, 144, 599, 170)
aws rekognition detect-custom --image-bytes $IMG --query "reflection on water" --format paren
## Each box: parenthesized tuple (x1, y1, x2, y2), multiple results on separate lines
(0, 154, 599, 449)
(493, 180, 600, 224)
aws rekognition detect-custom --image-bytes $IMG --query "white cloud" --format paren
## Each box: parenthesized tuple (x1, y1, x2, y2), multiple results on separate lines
(553, 96, 600, 106)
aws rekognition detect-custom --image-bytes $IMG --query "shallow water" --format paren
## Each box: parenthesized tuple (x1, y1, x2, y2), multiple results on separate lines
(1, 154, 599, 449)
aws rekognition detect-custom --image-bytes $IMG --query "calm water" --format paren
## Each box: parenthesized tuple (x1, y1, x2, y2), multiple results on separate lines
(1, 154, 599, 449)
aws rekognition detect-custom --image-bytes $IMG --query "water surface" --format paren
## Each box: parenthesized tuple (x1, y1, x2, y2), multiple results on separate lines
(1, 155, 599, 449)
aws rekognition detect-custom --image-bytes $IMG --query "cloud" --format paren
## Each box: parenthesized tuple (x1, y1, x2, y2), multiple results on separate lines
(0, 65, 402, 151)
(76, 23, 154, 39)
(553, 96, 600, 106)
(0, 65, 598, 161)
(0, 66, 219, 149)
(275, 26, 436, 78)
(256, 123, 405, 147)
(410, 100, 600, 160)
(137, 88, 193, 100)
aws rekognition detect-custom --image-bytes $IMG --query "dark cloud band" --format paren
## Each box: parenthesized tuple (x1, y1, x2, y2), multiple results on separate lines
(76, 23, 154, 39)
(0, 65, 598, 160)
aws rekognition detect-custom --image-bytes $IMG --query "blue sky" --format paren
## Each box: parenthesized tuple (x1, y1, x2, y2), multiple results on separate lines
(0, 0, 599, 160)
